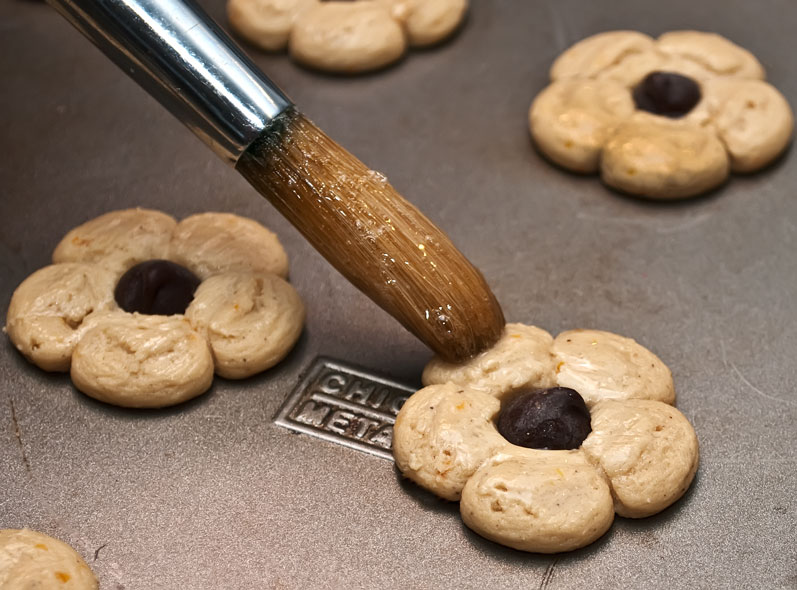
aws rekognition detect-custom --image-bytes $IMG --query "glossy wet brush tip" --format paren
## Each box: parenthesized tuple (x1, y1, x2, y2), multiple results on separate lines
(236, 109, 505, 362)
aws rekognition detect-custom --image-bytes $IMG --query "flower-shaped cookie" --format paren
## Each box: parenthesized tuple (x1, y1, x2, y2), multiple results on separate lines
(393, 323, 699, 553)
(227, 0, 468, 73)
(0, 529, 98, 589)
(529, 31, 794, 199)
(5, 209, 305, 408)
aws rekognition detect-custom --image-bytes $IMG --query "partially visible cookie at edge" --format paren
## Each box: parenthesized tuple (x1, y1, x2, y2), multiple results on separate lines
(0, 529, 98, 590)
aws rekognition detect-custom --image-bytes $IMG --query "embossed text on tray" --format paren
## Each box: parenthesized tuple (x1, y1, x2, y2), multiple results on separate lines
(274, 357, 415, 460)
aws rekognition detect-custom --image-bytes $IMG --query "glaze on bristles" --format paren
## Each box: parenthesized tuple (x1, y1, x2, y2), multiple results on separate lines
(237, 109, 505, 362)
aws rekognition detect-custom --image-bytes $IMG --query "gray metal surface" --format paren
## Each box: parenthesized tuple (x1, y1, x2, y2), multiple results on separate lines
(1, 0, 795, 588)
(47, 0, 292, 163)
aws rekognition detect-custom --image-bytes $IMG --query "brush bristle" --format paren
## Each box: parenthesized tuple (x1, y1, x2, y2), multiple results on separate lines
(236, 109, 505, 362)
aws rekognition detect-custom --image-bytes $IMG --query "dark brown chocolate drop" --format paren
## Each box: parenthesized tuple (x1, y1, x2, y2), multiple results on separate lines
(114, 260, 201, 316)
(497, 387, 591, 450)
(632, 71, 701, 118)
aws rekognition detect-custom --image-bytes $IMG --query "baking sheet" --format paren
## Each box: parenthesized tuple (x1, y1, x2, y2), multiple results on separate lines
(1, 0, 796, 588)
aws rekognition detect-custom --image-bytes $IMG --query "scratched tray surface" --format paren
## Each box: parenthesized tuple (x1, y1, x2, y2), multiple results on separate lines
(1, 0, 795, 588)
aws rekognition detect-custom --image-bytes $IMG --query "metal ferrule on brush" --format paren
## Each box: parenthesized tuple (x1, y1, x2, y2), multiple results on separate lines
(46, 0, 293, 164)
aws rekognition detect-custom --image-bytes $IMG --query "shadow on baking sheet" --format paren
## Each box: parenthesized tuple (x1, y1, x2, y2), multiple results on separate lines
(601, 177, 731, 207)
(73, 381, 218, 419)
(393, 465, 461, 517)
(461, 519, 613, 567)
(455, 469, 702, 565)
(617, 467, 702, 532)
(599, 140, 795, 206)
(528, 113, 794, 210)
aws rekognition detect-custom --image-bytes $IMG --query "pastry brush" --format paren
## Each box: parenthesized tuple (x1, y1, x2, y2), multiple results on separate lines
(46, 0, 505, 362)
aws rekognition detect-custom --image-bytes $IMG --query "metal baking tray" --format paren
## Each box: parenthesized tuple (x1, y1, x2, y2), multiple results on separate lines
(1, 0, 795, 588)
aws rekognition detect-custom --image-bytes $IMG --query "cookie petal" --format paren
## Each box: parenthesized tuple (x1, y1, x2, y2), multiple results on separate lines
(553, 329, 675, 407)
(550, 31, 657, 81)
(6, 263, 117, 372)
(422, 323, 556, 398)
(600, 113, 730, 199)
(460, 448, 614, 553)
(185, 272, 305, 379)
(289, 2, 406, 74)
(52, 208, 176, 277)
(0, 529, 98, 590)
(657, 31, 765, 80)
(71, 312, 213, 408)
(393, 383, 507, 501)
(530, 79, 635, 172)
(582, 399, 699, 518)
(380, 0, 467, 47)
(702, 78, 794, 172)
(227, 0, 317, 51)
(170, 212, 289, 280)
(598, 50, 669, 87)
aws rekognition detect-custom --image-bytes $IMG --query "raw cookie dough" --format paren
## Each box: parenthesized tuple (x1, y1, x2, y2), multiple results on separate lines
(552, 329, 675, 406)
(422, 322, 556, 397)
(582, 399, 699, 518)
(599, 112, 730, 199)
(529, 78, 635, 173)
(394, 323, 699, 553)
(227, 0, 468, 73)
(460, 448, 615, 553)
(169, 212, 289, 280)
(6, 209, 304, 408)
(5, 263, 117, 372)
(530, 30, 793, 198)
(71, 312, 214, 408)
(185, 272, 305, 379)
(227, 0, 316, 51)
(393, 382, 508, 500)
(0, 529, 98, 590)
(290, 2, 406, 74)
(52, 208, 176, 277)
(380, 0, 468, 47)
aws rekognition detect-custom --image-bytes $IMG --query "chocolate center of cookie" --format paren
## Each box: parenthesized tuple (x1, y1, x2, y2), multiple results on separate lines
(115, 260, 201, 316)
(632, 71, 701, 118)
(497, 387, 591, 450)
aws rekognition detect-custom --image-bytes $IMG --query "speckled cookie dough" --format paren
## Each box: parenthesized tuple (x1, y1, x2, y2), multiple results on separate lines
(52, 208, 176, 277)
(227, 0, 468, 73)
(0, 529, 98, 590)
(71, 311, 214, 408)
(392, 382, 508, 500)
(460, 448, 615, 553)
(185, 272, 305, 379)
(422, 323, 556, 397)
(227, 0, 316, 51)
(379, 0, 468, 47)
(582, 399, 699, 518)
(5, 263, 117, 372)
(290, 2, 406, 74)
(6, 209, 305, 408)
(394, 323, 698, 553)
(530, 30, 793, 199)
(552, 328, 675, 406)
(170, 212, 289, 280)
